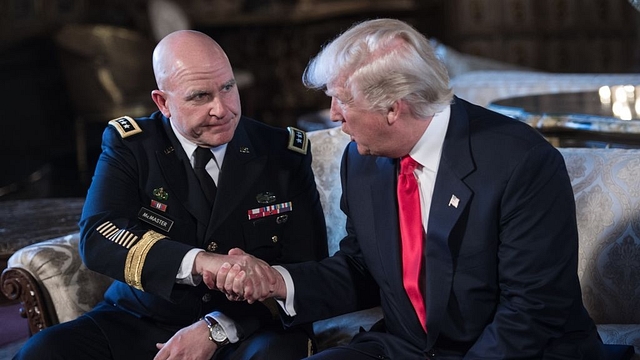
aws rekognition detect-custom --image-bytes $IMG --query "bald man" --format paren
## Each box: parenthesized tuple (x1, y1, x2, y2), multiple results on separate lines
(15, 30, 328, 360)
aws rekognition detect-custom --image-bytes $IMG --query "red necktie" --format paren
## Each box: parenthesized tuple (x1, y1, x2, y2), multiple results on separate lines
(397, 155, 427, 332)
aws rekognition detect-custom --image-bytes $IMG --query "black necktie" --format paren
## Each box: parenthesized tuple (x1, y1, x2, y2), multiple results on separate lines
(194, 147, 217, 206)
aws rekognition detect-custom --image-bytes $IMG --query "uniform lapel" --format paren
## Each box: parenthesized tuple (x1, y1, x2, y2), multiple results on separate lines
(425, 98, 475, 348)
(207, 119, 264, 236)
(157, 116, 211, 226)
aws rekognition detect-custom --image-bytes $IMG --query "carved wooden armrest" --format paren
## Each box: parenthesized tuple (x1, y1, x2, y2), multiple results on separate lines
(1, 233, 113, 337)
(1, 267, 57, 335)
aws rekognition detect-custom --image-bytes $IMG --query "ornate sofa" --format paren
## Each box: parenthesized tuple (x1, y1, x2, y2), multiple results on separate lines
(2, 127, 640, 357)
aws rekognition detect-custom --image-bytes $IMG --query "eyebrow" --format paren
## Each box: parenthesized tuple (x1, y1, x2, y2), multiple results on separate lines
(185, 90, 208, 101)
(325, 87, 343, 98)
(221, 79, 237, 90)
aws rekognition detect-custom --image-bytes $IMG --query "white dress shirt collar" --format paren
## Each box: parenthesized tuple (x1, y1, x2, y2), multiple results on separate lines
(407, 105, 451, 173)
(169, 120, 227, 171)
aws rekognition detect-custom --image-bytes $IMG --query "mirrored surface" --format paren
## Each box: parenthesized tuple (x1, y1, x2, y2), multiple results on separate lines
(488, 87, 640, 148)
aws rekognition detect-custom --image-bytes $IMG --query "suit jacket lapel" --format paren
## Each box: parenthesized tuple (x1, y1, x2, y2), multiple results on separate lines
(425, 97, 475, 348)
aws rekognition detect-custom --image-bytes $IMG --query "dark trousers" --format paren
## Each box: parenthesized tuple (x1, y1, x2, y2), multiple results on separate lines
(308, 325, 622, 360)
(14, 305, 309, 360)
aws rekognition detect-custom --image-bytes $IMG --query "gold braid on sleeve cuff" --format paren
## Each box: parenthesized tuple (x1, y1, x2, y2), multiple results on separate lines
(124, 230, 165, 290)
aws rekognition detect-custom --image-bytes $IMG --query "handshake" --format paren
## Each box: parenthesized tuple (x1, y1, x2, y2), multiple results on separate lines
(194, 248, 287, 304)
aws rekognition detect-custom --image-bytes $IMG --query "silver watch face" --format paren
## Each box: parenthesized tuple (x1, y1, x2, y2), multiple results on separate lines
(211, 323, 228, 342)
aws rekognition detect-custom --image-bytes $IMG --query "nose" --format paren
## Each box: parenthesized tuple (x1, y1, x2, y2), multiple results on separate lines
(209, 96, 227, 119)
(329, 98, 344, 123)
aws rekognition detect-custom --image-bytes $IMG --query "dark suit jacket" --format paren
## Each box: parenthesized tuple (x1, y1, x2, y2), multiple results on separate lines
(284, 98, 603, 359)
(79, 112, 327, 355)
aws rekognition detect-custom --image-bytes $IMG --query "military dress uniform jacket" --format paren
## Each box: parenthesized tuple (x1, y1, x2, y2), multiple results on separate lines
(283, 97, 604, 359)
(78, 112, 328, 339)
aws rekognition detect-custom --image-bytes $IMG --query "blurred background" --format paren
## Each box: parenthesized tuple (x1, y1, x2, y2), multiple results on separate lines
(1, 0, 640, 200)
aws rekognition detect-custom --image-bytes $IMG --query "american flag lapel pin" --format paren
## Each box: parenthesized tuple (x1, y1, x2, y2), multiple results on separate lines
(448, 194, 460, 208)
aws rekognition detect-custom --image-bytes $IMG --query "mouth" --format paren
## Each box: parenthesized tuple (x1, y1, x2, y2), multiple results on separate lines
(204, 116, 234, 129)
(193, 117, 235, 139)
(340, 126, 354, 141)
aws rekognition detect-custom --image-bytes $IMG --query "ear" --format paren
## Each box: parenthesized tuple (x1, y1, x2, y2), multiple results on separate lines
(151, 90, 171, 118)
(386, 100, 402, 125)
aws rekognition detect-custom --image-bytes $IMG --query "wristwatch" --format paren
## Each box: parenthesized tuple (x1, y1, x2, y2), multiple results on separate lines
(203, 315, 230, 347)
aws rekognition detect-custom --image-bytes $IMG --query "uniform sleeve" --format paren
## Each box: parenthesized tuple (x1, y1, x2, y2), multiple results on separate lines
(78, 125, 193, 300)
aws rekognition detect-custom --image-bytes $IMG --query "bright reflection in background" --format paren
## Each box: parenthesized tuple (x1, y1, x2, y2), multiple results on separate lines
(599, 86, 611, 104)
(599, 85, 639, 120)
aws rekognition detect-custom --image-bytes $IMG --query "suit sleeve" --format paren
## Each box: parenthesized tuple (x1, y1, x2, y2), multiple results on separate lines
(78, 126, 193, 301)
(465, 144, 583, 358)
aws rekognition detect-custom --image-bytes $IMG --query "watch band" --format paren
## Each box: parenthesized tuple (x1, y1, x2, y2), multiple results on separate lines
(203, 315, 230, 347)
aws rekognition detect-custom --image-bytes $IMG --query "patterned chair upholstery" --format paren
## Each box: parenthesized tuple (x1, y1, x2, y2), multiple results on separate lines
(1, 234, 112, 334)
(2, 127, 640, 357)
(563, 148, 640, 356)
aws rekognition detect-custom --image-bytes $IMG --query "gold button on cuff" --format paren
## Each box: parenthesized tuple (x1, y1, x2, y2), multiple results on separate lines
(207, 242, 218, 252)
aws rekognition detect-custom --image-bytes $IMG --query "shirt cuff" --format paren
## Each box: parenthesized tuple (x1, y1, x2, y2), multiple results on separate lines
(176, 248, 204, 286)
(207, 311, 240, 343)
(273, 265, 296, 317)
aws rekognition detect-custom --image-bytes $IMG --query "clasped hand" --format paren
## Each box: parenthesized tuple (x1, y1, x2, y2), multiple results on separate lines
(200, 248, 285, 303)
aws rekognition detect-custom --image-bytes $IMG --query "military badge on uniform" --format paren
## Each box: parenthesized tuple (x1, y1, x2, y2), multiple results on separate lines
(153, 187, 169, 201)
(287, 127, 308, 154)
(108, 116, 142, 138)
(97, 221, 139, 249)
(256, 192, 276, 204)
(150, 199, 167, 212)
(247, 201, 292, 220)
(207, 242, 218, 252)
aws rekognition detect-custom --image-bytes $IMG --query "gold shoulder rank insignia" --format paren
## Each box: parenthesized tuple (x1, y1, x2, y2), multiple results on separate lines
(109, 116, 143, 138)
(287, 127, 308, 155)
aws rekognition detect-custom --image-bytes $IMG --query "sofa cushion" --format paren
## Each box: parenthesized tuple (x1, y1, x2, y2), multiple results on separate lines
(598, 324, 640, 358)
(312, 307, 383, 352)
